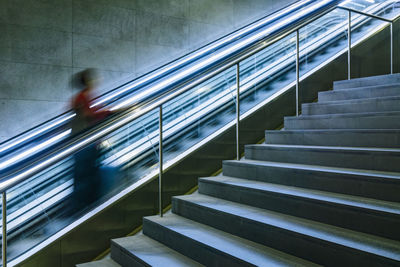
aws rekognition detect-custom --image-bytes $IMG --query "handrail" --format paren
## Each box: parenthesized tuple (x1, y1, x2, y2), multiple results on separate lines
(0, 0, 317, 157)
(2, 3, 394, 174)
(0, 0, 333, 177)
(0, 0, 340, 190)
(338, 5, 397, 76)
(338, 6, 394, 22)
(2, 0, 400, 265)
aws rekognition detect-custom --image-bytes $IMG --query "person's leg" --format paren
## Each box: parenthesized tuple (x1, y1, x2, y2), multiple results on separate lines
(73, 145, 98, 211)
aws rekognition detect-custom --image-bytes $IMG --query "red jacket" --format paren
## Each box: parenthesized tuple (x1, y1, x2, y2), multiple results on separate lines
(72, 89, 110, 133)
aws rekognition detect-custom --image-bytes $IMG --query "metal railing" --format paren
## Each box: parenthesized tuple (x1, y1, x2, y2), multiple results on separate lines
(0, 0, 317, 162)
(1, 1, 399, 265)
(339, 6, 396, 79)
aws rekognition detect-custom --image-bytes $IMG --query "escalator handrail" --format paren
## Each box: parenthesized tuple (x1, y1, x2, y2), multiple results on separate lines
(0, 0, 341, 174)
(0, 0, 354, 193)
(0, 0, 317, 158)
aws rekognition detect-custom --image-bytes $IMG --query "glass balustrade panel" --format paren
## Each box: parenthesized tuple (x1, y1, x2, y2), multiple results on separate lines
(0, 109, 160, 263)
(161, 66, 237, 167)
(238, 32, 297, 119)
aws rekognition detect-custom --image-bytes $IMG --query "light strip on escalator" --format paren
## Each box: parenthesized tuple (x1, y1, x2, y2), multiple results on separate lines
(0, 114, 74, 155)
(104, 1, 393, 167)
(0, 0, 317, 171)
(0, 130, 71, 171)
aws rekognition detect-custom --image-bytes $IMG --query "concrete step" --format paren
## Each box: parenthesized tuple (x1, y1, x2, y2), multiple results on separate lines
(222, 159, 400, 202)
(142, 214, 317, 267)
(319, 84, 400, 102)
(333, 74, 400, 90)
(111, 233, 203, 267)
(284, 111, 400, 130)
(76, 258, 120, 267)
(302, 95, 400, 115)
(172, 193, 400, 266)
(265, 129, 400, 148)
(198, 176, 400, 240)
(245, 144, 400, 172)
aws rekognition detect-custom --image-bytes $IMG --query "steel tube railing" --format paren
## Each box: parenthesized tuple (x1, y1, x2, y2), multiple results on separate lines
(236, 64, 240, 160)
(391, 22, 394, 74)
(348, 10, 352, 80)
(296, 29, 300, 116)
(159, 106, 163, 217)
(338, 5, 395, 79)
(0, 0, 321, 162)
(2, 192, 6, 267)
(0, 3, 341, 195)
(338, 6, 393, 23)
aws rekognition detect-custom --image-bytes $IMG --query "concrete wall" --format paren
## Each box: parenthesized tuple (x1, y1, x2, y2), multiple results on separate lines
(0, 0, 297, 142)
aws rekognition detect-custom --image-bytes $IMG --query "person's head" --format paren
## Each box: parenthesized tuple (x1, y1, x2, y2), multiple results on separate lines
(81, 68, 99, 89)
(73, 68, 100, 91)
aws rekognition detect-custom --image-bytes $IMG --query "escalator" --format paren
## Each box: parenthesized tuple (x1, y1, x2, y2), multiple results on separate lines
(1, 0, 400, 265)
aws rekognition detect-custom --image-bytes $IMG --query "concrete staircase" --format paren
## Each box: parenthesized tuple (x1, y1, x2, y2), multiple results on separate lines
(78, 74, 400, 266)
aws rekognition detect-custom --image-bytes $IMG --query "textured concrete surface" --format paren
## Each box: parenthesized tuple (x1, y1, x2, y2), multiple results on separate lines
(222, 159, 400, 202)
(0, 0, 296, 142)
(143, 213, 318, 267)
(284, 111, 400, 130)
(318, 84, 400, 102)
(111, 233, 204, 266)
(198, 175, 400, 240)
(172, 193, 400, 265)
(302, 95, 400, 115)
(265, 129, 400, 148)
(245, 143, 400, 172)
(76, 258, 121, 267)
(333, 73, 400, 90)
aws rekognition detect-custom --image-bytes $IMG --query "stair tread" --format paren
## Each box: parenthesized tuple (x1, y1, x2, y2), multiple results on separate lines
(286, 110, 400, 120)
(224, 159, 400, 180)
(174, 193, 400, 261)
(199, 176, 400, 214)
(76, 258, 120, 267)
(326, 83, 400, 93)
(334, 74, 400, 89)
(112, 233, 203, 266)
(305, 95, 400, 106)
(246, 143, 400, 153)
(266, 129, 400, 133)
(145, 213, 319, 267)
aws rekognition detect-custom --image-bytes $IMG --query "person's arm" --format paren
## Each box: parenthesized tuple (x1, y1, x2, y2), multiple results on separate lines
(74, 93, 97, 121)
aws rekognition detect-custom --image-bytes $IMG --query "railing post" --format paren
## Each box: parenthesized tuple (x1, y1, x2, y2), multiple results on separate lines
(391, 22, 393, 74)
(348, 10, 351, 80)
(158, 106, 163, 217)
(236, 63, 240, 161)
(296, 29, 300, 117)
(2, 192, 6, 267)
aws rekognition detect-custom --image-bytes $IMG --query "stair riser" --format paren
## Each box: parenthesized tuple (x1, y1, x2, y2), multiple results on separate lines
(142, 218, 253, 267)
(245, 146, 400, 172)
(222, 161, 400, 202)
(334, 75, 400, 90)
(265, 131, 400, 148)
(319, 86, 400, 102)
(284, 115, 400, 130)
(198, 180, 400, 240)
(172, 198, 397, 266)
(110, 243, 147, 267)
(302, 98, 400, 115)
